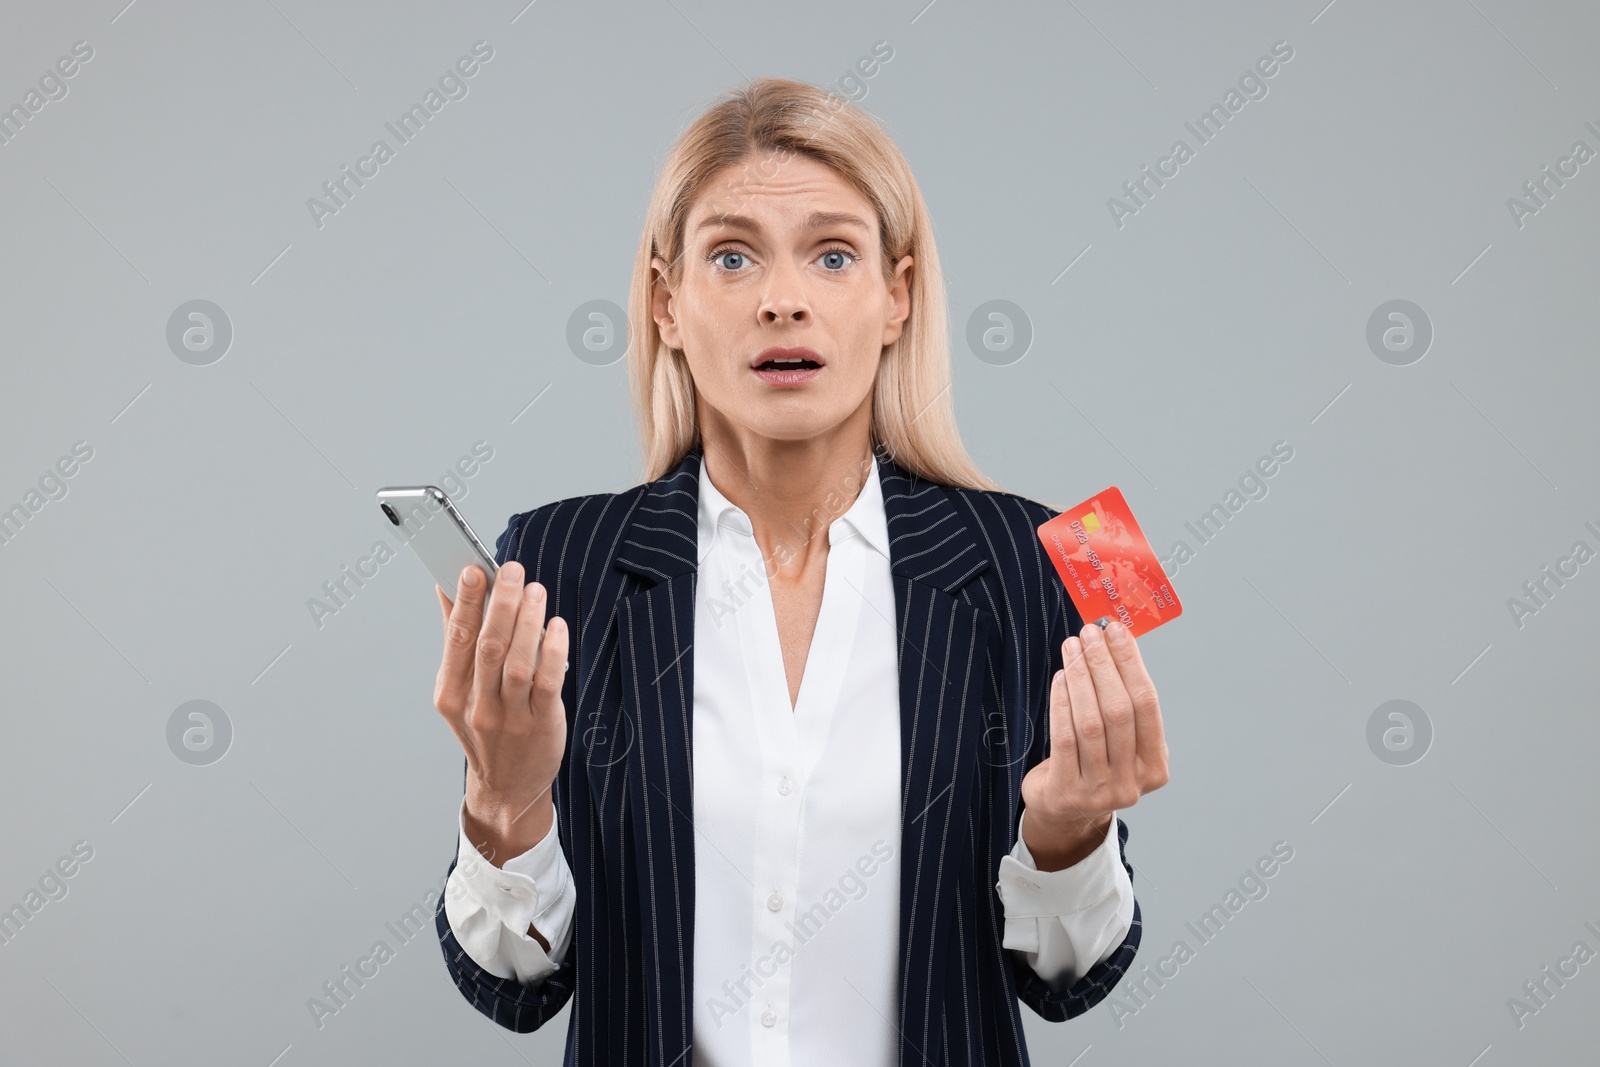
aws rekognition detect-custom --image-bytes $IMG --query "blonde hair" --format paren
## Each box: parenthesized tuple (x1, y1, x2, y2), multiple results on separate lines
(626, 76, 1003, 492)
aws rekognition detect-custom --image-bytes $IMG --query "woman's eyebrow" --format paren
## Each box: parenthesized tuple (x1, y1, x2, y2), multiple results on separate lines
(693, 211, 871, 235)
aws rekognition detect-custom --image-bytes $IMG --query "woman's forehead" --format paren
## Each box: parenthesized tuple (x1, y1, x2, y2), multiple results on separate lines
(690, 159, 871, 230)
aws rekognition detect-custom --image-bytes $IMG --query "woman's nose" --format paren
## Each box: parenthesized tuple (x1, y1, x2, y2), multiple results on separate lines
(762, 302, 808, 324)
(759, 262, 810, 323)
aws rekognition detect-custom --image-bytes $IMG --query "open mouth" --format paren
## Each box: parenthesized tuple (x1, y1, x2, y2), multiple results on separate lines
(751, 348, 824, 386)
(754, 357, 823, 371)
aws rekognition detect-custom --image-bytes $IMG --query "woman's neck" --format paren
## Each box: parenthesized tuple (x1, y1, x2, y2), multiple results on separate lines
(699, 432, 875, 580)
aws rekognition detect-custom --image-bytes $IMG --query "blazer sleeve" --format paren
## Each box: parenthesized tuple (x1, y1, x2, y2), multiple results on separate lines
(435, 506, 582, 1032)
(1009, 540, 1143, 1021)
(1011, 828, 1143, 1020)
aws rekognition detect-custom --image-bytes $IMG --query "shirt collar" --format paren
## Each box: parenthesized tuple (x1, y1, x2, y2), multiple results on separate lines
(696, 453, 891, 566)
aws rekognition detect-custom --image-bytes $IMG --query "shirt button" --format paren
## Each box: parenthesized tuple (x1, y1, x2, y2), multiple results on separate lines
(767, 892, 783, 911)
(761, 1008, 777, 1027)
(777, 775, 793, 795)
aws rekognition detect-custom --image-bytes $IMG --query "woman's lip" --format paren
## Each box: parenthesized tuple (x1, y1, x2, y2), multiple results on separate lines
(751, 348, 824, 368)
(752, 364, 823, 386)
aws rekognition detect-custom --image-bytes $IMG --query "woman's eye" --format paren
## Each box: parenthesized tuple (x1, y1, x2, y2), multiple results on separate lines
(708, 245, 859, 273)
(818, 246, 860, 272)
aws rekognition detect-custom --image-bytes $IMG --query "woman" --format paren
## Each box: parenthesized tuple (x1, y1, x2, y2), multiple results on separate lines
(431, 77, 1169, 1066)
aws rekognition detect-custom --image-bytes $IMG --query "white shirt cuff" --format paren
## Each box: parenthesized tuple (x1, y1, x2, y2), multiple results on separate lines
(995, 809, 1135, 990)
(443, 796, 576, 982)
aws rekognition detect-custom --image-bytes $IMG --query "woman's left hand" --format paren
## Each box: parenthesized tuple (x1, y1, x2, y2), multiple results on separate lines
(1019, 618, 1170, 871)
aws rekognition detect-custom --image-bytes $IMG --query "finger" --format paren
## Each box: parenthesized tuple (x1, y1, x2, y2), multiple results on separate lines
(1078, 620, 1136, 776)
(1046, 666, 1078, 787)
(437, 565, 488, 724)
(1044, 666, 1099, 827)
(1062, 634, 1108, 783)
(1104, 619, 1168, 775)
(501, 577, 546, 710)
(472, 560, 523, 722)
(529, 611, 570, 711)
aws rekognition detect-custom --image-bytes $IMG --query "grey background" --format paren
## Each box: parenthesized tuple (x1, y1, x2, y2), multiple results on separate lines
(1, 0, 1596, 1063)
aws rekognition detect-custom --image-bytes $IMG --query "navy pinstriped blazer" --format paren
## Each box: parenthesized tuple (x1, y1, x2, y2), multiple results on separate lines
(435, 441, 1143, 1066)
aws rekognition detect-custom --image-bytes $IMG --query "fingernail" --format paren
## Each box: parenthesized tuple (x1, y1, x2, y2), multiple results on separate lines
(1080, 622, 1102, 647)
(1106, 619, 1127, 641)
(461, 566, 480, 587)
(1065, 636, 1082, 661)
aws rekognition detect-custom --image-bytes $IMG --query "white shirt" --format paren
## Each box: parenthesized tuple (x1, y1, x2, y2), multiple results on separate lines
(445, 457, 1136, 1062)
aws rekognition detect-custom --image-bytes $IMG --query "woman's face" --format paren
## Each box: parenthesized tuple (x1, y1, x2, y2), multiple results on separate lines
(652, 151, 913, 448)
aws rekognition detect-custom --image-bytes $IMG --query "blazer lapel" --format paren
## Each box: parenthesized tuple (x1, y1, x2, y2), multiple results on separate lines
(612, 443, 994, 1066)
(613, 447, 702, 1066)
(875, 447, 995, 1066)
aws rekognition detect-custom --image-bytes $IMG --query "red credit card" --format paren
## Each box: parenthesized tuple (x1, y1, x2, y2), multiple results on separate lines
(1037, 487, 1182, 637)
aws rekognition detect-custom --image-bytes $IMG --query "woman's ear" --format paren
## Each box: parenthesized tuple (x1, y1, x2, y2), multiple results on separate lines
(882, 254, 913, 347)
(651, 255, 682, 348)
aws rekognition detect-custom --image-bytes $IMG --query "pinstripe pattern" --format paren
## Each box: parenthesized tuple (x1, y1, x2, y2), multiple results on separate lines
(436, 443, 1143, 1065)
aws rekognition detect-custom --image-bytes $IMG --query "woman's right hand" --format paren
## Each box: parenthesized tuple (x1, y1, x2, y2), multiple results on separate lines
(434, 559, 570, 865)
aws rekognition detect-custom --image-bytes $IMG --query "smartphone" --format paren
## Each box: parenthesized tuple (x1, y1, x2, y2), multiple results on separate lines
(375, 485, 501, 601)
